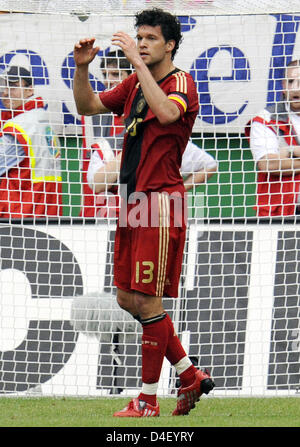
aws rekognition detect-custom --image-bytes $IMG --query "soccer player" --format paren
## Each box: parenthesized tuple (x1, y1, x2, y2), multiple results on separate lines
(73, 8, 215, 417)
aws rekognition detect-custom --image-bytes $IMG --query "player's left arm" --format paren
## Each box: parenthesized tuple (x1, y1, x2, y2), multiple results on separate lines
(132, 64, 180, 125)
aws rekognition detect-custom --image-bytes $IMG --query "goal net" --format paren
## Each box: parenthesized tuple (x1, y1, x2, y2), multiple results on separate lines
(0, 0, 299, 398)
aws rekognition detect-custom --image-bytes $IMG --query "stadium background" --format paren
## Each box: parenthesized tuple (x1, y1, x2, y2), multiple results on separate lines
(0, 4, 299, 400)
(1, 8, 283, 220)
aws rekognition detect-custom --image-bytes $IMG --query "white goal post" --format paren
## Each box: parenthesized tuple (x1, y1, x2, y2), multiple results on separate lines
(0, 0, 299, 398)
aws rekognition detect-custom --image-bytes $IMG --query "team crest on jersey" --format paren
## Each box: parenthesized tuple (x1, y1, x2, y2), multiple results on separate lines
(136, 97, 146, 115)
(45, 125, 60, 158)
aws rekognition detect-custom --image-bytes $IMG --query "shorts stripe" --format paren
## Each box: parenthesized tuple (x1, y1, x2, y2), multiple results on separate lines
(156, 194, 170, 297)
(161, 194, 170, 296)
(156, 194, 163, 296)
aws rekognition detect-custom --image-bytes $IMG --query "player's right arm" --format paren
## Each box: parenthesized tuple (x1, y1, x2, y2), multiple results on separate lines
(73, 38, 110, 116)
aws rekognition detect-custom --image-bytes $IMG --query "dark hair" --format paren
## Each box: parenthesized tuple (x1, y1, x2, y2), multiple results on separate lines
(100, 50, 133, 75)
(6, 65, 33, 86)
(285, 59, 300, 71)
(135, 8, 182, 60)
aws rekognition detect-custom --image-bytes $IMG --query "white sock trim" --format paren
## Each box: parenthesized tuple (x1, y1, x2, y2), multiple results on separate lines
(174, 356, 192, 375)
(141, 382, 159, 395)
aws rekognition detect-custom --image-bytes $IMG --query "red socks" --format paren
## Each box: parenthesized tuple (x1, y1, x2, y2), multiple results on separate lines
(164, 313, 188, 364)
(140, 313, 169, 385)
(138, 313, 169, 406)
(164, 313, 196, 387)
(139, 312, 196, 405)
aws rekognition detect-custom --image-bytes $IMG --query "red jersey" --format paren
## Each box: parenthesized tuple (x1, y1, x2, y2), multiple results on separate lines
(99, 69, 199, 200)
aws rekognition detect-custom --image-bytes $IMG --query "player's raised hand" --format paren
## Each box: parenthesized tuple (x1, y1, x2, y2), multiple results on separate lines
(74, 38, 100, 67)
(111, 32, 142, 67)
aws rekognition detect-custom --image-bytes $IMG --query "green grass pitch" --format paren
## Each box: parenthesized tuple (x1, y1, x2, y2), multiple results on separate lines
(0, 396, 299, 427)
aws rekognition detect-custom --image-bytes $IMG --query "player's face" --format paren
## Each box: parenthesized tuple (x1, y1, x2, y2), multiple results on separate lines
(136, 25, 174, 68)
(1, 79, 33, 110)
(102, 64, 129, 89)
(283, 65, 300, 112)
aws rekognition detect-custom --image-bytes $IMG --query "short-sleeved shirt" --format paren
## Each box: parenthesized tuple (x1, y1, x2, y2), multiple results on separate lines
(99, 69, 199, 200)
(246, 104, 300, 215)
(250, 110, 300, 162)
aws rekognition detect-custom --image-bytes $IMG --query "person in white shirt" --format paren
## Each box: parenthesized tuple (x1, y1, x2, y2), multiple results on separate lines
(0, 64, 62, 218)
(246, 59, 300, 216)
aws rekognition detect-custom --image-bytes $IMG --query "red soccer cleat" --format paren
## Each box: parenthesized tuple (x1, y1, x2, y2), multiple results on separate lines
(113, 398, 160, 417)
(172, 368, 215, 416)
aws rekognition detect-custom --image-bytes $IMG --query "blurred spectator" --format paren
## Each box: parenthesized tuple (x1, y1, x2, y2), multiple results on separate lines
(246, 59, 300, 217)
(0, 63, 62, 218)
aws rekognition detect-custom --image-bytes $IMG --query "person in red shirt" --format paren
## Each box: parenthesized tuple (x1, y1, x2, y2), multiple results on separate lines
(246, 60, 300, 216)
(73, 8, 214, 417)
